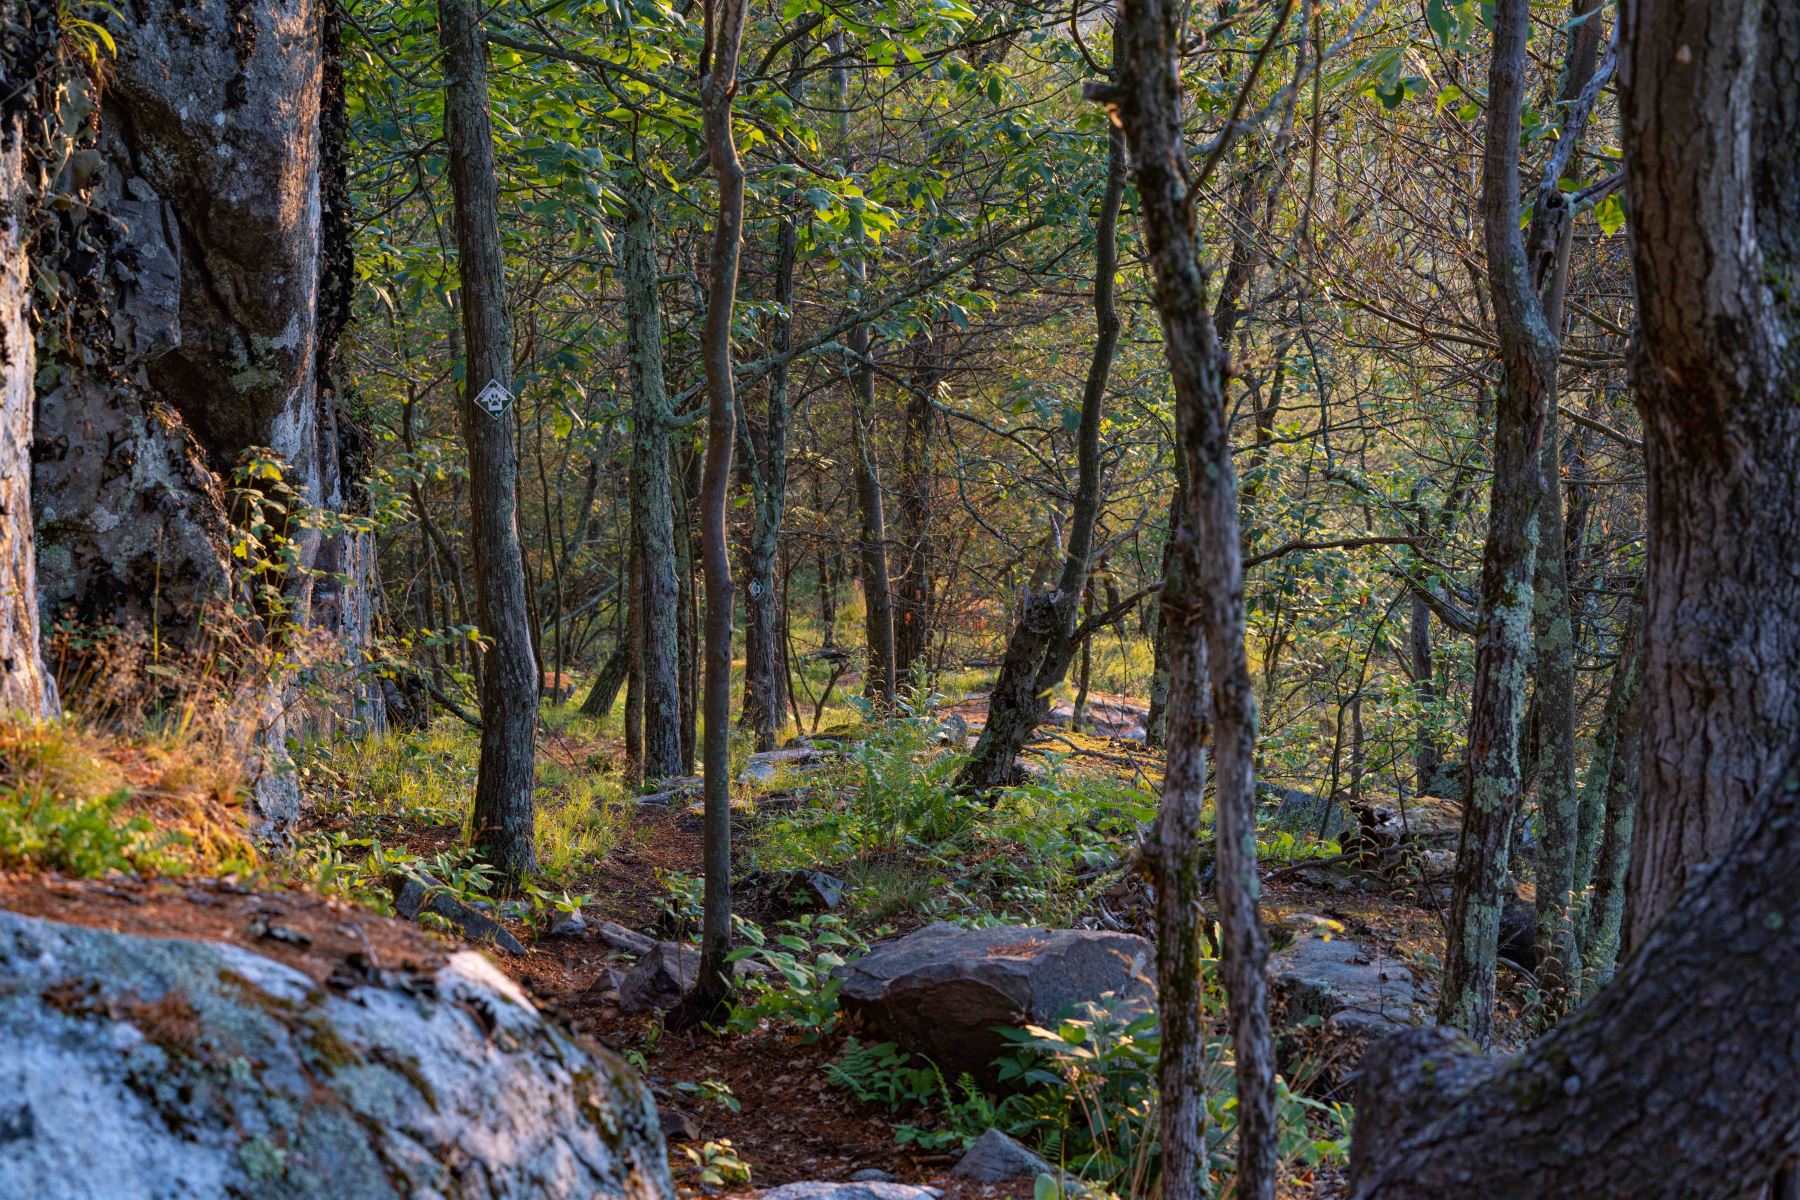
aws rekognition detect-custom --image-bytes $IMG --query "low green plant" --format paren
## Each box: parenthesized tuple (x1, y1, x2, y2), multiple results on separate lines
(676, 1078, 742, 1114)
(0, 785, 183, 877)
(680, 1139, 752, 1189)
(726, 914, 870, 1041)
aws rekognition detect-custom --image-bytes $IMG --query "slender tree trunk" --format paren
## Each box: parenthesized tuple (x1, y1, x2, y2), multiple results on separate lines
(1410, 591, 1441, 792)
(621, 188, 684, 781)
(690, 0, 748, 1017)
(1348, 5, 1800, 1194)
(1090, 10, 1275, 1194)
(1143, 474, 1182, 752)
(894, 342, 938, 681)
(624, 538, 645, 773)
(826, 36, 896, 704)
(738, 204, 795, 751)
(1579, 587, 1644, 994)
(959, 129, 1125, 792)
(1523, 0, 1604, 1022)
(1439, 0, 1604, 1041)
(438, 0, 536, 885)
(0, 28, 55, 718)
(676, 445, 700, 773)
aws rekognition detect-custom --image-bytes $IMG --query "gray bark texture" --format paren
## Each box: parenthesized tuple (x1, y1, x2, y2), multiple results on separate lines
(439, 0, 538, 885)
(1091, 6, 1275, 1194)
(621, 189, 684, 781)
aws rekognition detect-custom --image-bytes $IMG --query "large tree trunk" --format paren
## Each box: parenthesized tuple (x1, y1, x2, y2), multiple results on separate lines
(621, 189, 684, 781)
(0, 6, 56, 719)
(1621, 0, 1800, 952)
(1349, 2, 1800, 1193)
(439, 0, 537, 886)
(689, 0, 747, 1019)
(1091, 10, 1275, 1195)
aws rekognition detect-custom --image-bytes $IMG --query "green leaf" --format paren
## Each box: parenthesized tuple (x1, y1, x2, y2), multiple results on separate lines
(1593, 193, 1626, 237)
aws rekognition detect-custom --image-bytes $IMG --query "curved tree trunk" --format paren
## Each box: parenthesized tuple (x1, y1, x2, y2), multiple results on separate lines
(1439, 0, 1605, 1042)
(689, 0, 748, 1018)
(439, 0, 537, 886)
(958, 129, 1124, 793)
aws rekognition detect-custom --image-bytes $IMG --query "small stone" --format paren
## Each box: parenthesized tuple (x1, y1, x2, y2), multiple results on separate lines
(848, 1169, 897, 1184)
(755, 1184, 940, 1200)
(550, 912, 588, 937)
(951, 1129, 1055, 1183)
(660, 1108, 702, 1142)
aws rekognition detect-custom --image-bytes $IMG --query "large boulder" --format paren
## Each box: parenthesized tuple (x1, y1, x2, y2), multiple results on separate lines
(0, 908, 673, 1200)
(834, 923, 1154, 1083)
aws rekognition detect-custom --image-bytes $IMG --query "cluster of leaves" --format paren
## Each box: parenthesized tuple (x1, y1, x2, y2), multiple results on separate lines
(725, 913, 871, 1041)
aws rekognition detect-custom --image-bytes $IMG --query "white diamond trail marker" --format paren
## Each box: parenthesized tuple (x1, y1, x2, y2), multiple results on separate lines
(474, 379, 514, 418)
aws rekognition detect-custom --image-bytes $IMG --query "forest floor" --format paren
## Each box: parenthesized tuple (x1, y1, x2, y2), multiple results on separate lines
(0, 687, 1518, 1198)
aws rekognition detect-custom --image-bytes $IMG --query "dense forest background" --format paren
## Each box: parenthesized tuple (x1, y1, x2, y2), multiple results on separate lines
(0, 0, 1796, 1197)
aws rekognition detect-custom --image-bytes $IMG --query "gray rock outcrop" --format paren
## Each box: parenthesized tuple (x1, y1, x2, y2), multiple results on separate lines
(0, 908, 673, 1200)
(1269, 922, 1418, 1035)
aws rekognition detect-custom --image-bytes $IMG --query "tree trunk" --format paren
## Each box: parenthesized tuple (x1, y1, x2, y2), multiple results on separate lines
(1578, 588, 1644, 994)
(0, 16, 56, 718)
(893, 342, 938, 682)
(827, 34, 896, 705)
(1349, 4, 1800, 1193)
(1410, 591, 1441, 792)
(580, 644, 629, 720)
(738, 205, 795, 751)
(621, 189, 684, 781)
(1523, 0, 1604, 1022)
(1090, 10, 1275, 1194)
(689, 0, 748, 1019)
(958, 129, 1125, 793)
(1438, 0, 1574, 1043)
(1621, 0, 1800, 953)
(438, 0, 537, 886)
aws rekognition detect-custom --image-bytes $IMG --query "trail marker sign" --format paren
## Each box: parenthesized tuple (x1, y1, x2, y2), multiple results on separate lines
(474, 379, 514, 418)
